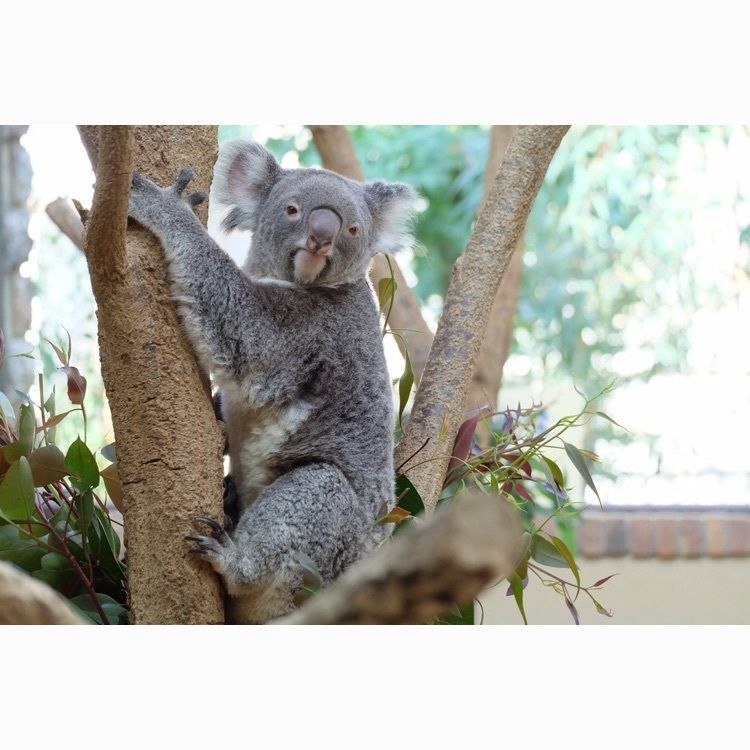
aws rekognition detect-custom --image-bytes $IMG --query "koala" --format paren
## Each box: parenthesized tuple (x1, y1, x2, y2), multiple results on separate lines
(127, 141, 418, 623)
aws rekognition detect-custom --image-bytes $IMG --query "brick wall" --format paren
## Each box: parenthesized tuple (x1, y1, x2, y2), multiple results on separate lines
(575, 508, 750, 559)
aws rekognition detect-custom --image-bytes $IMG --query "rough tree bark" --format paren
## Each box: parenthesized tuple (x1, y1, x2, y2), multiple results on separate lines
(78, 126, 225, 625)
(309, 125, 435, 379)
(468, 126, 527, 443)
(394, 126, 570, 511)
(278, 490, 523, 625)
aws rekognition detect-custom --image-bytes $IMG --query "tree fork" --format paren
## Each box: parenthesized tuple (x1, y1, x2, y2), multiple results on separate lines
(79, 126, 225, 624)
(394, 126, 570, 511)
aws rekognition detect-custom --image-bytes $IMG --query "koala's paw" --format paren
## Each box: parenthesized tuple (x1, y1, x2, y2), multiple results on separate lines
(128, 167, 207, 229)
(185, 516, 235, 576)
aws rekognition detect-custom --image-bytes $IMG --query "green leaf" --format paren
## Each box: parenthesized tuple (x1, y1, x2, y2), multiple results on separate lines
(43, 386, 57, 444)
(397, 349, 414, 429)
(27, 445, 70, 487)
(530, 534, 569, 568)
(550, 535, 581, 595)
(542, 455, 565, 489)
(0, 457, 36, 520)
(92, 507, 123, 573)
(377, 275, 396, 313)
(32, 552, 76, 591)
(508, 573, 528, 625)
(76, 490, 95, 538)
(4, 404, 36, 462)
(395, 474, 425, 516)
(591, 597, 613, 617)
(0, 525, 46, 570)
(595, 411, 629, 433)
(69, 593, 127, 625)
(435, 600, 475, 625)
(66, 438, 100, 491)
(563, 441, 602, 505)
(40, 551, 73, 571)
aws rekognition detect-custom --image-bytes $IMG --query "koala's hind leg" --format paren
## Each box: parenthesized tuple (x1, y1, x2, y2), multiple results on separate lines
(187, 463, 374, 624)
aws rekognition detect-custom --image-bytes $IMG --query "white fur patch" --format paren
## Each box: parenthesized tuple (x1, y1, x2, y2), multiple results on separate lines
(219, 379, 312, 506)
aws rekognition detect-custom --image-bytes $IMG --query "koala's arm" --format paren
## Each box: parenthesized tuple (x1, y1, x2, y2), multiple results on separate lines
(127, 168, 270, 374)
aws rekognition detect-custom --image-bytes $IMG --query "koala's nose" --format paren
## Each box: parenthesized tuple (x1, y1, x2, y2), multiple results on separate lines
(306, 208, 341, 253)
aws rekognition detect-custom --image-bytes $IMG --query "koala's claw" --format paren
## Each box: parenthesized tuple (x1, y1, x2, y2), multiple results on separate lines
(195, 515, 230, 543)
(172, 166, 194, 195)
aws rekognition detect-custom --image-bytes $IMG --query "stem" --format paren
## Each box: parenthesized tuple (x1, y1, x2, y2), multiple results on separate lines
(44, 516, 109, 624)
(38, 374, 48, 446)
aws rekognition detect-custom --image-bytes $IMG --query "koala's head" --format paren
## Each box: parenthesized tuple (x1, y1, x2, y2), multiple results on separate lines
(213, 140, 418, 288)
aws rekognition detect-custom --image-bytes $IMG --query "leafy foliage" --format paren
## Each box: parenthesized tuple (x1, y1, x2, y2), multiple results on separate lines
(379, 381, 619, 625)
(0, 333, 128, 624)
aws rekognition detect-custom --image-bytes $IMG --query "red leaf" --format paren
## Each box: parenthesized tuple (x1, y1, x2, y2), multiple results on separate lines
(445, 410, 488, 480)
(59, 367, 87, 406)
(592, 573, 618, 588)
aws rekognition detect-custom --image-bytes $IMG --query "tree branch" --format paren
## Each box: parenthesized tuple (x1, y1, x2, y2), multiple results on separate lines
(394, 126, 570, 511)
(45, 197, 85, 251)
(309, 125, 435, 379)
(0, 560, 85, 624)
(78, 126, 225, 624)
(277, 491, 523, 625)
(468, 126, 527, 443)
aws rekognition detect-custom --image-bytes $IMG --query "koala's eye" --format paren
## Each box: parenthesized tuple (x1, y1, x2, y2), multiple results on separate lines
(285, 204, 299, 217)
(348, 225, 359, 237)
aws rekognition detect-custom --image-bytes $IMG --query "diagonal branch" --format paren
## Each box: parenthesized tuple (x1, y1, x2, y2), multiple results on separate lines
(309, 125, 435, 379)
(394, 126, 570, 511)
(277, 491, 523, 625)
(468, 126, 528, 443)
(46, 197, 85, 251)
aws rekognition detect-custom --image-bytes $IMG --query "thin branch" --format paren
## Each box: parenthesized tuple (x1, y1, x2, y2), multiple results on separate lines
(277, 491, 524, 625)
(308, 125, 435, 379)
(45, 197, 85, 251)
(394, 126, 570, 511)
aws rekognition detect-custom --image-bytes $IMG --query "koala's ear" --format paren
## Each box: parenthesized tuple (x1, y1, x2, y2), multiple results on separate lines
(364, 181, 419, 254)
(213, 140, 282, 232)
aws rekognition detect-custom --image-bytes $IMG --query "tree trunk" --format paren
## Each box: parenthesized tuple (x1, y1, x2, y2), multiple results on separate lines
(78, 126, 225, 624)
(468, 126, 527, 443)
(394, 126, 569, 511)
(308, 125, 435, 379)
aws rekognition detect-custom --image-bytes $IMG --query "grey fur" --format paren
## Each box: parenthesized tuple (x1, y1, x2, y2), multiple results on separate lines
(127, 142, 418, 623)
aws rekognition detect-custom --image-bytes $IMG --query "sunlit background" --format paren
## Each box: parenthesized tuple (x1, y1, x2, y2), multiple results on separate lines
(10, 125, 750, 509)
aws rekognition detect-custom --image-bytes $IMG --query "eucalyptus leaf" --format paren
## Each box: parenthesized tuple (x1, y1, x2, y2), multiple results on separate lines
(530, 534, 569, 568)
(563, 441, 601, 505)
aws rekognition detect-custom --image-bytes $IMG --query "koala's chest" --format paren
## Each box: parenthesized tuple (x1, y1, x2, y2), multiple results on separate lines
(220, 384, 311, 505)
